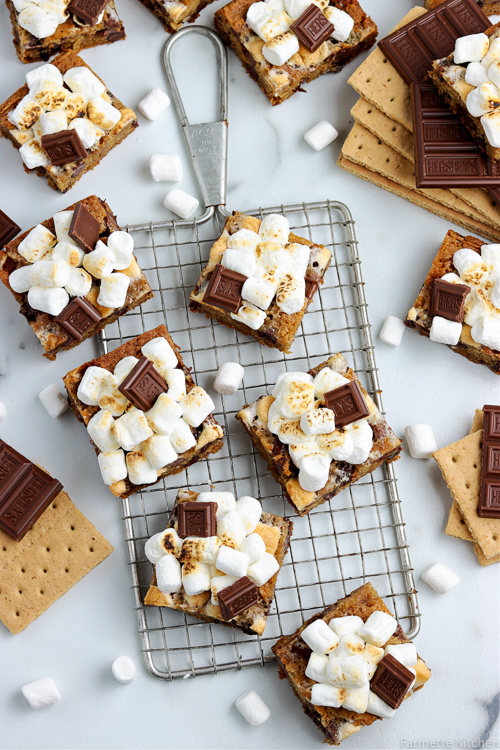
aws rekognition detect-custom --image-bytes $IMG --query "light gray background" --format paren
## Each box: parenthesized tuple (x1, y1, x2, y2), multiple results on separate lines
(0, 1, 499, 748)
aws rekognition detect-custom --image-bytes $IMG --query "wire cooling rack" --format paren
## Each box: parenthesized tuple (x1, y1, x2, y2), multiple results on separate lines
(99, 200, 420, 680)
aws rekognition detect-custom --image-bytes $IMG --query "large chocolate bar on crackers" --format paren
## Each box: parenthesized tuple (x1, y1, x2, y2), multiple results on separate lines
(0, 196, 153, 360)
(425, 0, 500, 14)
(63, 325, 224, 499)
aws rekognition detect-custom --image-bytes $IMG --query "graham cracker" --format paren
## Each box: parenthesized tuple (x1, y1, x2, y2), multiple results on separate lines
(0, 489, 113, 634)
(474, 543, 500, 566)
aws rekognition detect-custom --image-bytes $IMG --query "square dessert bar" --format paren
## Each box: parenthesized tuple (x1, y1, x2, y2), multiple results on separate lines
(6, 0, 125, 64)
(405, 229, 500, 374)
(236, 354, 402, 516)
(63, 325, 225, 499)
(0, 52, 138, 193)
(0, 195, 153, 360)
(272, 582, 431, 746)
(214, 0, 377, 105)
(189, 211, 332, 353)
(136, 0, 216, 33)
(144, 488, 293, 636)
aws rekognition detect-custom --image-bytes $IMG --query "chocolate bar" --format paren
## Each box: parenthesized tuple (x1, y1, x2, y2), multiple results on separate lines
(118, 356, 168, 411)
(217, 576, 259, 620)
(378, 0, 489, 85)
(479, 404, 500, 518)
(0, 209, 20, 249)
(69, 203, 101, 253)
(177, 501, 217, 538)
(54, 297, 102, 341)
(290, 4, 334, 53)
(323, 381, 370, 427)
(202, 264, 247, 313)
(370, 654, 415, 710)
(431, 278, 470, 322)
(41, 130, 87, 167)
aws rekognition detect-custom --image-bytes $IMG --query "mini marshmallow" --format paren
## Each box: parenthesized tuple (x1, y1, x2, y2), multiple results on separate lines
(300, 407, 336, 436)
(241, 275, 276, 310)
(98, 273, 130, 308)
(278, 418, 310, 444)
(21, 678, 61, 709)
(466, 81, 500, 117)
(262, 31, 299, 65)
(145, 528, 181, 562)
(39, 383, 68, 418)
(65, 93, 87, 121)
(267, 400, 285, 435)
(162, 369, 186, 401)
(235, 691, 271, 726)
(214, 362, 245, 396)
(98, 376, 128, 417)
(211, 574, 237, 604)
(454, 32, 489, 63)
(421, 561, 460, 594)
(247, 1, 272, 35)
(317, 427, 354, 462)
(247, 552, 280, 587)
(69, 117, 96, 149)
(299, 452, 331, 492)
(26, 63, 63, 90)
(482, 36, 500, 68)
(164, 189, 199, 219)
(404, 424, 438, 459)
(481, 109, 500, 147)
(18, 6, 58, 38)
(305, 653, 329, 683)
(234, 495, 262, 534)
(97, 449, 127, 486)
(113, 409, 153, 451)
(9, 95, 41, 131)
(441, 272, 463, 284)
(87, 97, 121, 131)
(142, 434, 178, 470)
(384, 643, 417, 668)
(304, 120, 339, 151)
(9, 265, 33, 293)
(149, 154, 182, 182)
(111, 656, 136, 685)
(0, 402, 6, 423)
(18, 224, 56, 263)
(465, 60, 490, 86)
(126, 450, 157, 485)
(87, 409, 120, 452)
(20, 138, 51, 169)
(65, 267, 92, 297)
(197, 491, 236, 518)
(28, 286, 69, 316)
(13, 0, 33, 8)
(302, 619, 340, 655)
(342, 684, 370, 714)
(379, 315, 406, 346)
(326, 655, 369, 689)
(481, 243, 500, 274)
(284, 0, 310, 18)
(275, 273, 305, 314)
(180, 386, 214, 428)
(238, 533, 266, 564)
(29, 259, 70, 288)
(333, 633, 366, 658)
(230, 300, 266, 330)
(142, 336, 178, 372)
(138, 87, 171, 121)
(453, 247, 488, 286)
(180, 535, 221, 564)
(429, 315, 462, 345)
(471, 313, 500, 349)
(275, 375, 315, 418)
(39, 109, 67, 135)
(250, 8, 290, 41)
(489, 277, 500, 309)
(259, 213, 290, 245)
(52, 241, 85, 268)
(464, 288, 493, 326)
(156, 553, 182, 593)
(288, 442, 326, 468)
(83, 241, 115, 279)
(329, 615, 364, 637)
(52, 211, 74, 244)
(357, 610, 397, 647)
(107, 231, 134, 271)
(222, 247, 257, 278)
(311, 683, 345, 708)
(324, 6, 354, 41)
(114, 356, 139, 383)
(362, 644, 385, 679)
(313, 367, 348, 397)
(217, 510, 246, 550)
(63, 67, 105, 99)
(31, 80, 67, 110)
(227, 228, 260, 253)
(367, 690, 397, 719)
(77, 366, 111, 406)
(345, 418, 373, 465)
(181, 560, 210, 596)
(168, 418, 196, 453)
(286, 242, 311, 277)
(215, 545, 249, 578)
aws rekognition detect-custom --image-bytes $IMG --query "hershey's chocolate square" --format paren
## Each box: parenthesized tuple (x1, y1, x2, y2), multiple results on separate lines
(431, 279, 470, 323)
(479, 478, 500, 519)
(370, 653, 414, 709)
(203, 264, 247, 313)
(323, 381, 370, 428)
(54, 296, 102, 340)
(218, 576, 259, 621)
(67, 0, 110, 25)
(118, 356, 168, 411)
(290, 4, 334, 53)
(68, 203, 101, 253)
(0, 208, 20, 249)
(483, 405, 500, 442)
(177, 501, 217, 538)
(482, 443, 500, 477)
(41, 130, 87, 167)
(305, 277, 319, 299)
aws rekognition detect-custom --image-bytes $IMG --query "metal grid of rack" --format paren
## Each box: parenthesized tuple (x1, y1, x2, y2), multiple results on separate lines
(99, 199, 420, 680)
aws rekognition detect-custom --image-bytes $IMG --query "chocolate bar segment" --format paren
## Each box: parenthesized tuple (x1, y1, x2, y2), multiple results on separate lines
(0, 208, 21, 249)
(323, 381, 370, 427)
(203, 264, 247, 313)
(41, 130, 88, 167)
(67, 0, 111, 25)
(68, 203, 101, 253)
(479, 404, 500, 518)
(378, 0, 489, 85)
(290, 4, 334, 53)
(118, 356, 168, 411)
(218, 576, 259, 620)
(177, 501, 217, 538)
(370, 653, 415, 709)
(483, 404, 500, 442)
(54, 296, 102, 341)
(479, 478, 500, 518)
(431, 279, 470, 322)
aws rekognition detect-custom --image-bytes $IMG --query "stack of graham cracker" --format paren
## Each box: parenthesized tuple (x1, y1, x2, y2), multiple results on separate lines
(433, 409, 500, 567)
(339, 7, 500, 243)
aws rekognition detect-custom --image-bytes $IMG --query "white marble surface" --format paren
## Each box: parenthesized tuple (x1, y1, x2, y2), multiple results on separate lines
(0, 1, 499, 748)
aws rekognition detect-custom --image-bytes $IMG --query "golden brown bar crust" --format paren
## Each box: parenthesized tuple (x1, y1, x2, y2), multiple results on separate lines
(0, 195, 153, 360)
(214, 0, 378, 105)
(405, 229, 500, 374)
(272, 582, 431, 746)
(62, 325, 225, 499)
(144, 488, 293, 635)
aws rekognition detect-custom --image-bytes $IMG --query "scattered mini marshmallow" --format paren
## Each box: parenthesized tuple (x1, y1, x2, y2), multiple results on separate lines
(238, 533, 266, 564)
(180, 535, 221, 564)
(345, 418, 373, 465)
(310, 683, 345, 708)
(235, 690, 271, 726)
(430, 315, 462, 345)
(146, 394, 183, 435)
(362, 644, 385, 679)
(21, 678, 61, 709)
(343, 684, 370, 714)
(180, 386, 214, 428)
(466, 81, 500, 117)
(164, 189, 199, 220)
(379, 315, 406, 346)
(275, 273, 305, 314)
(107, 231, 134, 271)
(333, 633, 366, 658)
(52, 241, 85, 268)
(421, 561, 460, 594)
(471, 314, 500, 350)
(156, 553, 182, 593)
(384, 643, 417, 668)
(214, 362, 245, 396)
(69, 117, 96, 149)
(138, 87, 171, 121)
(111, 656, 137, 685)
(149, 154, 182, 182)
(404, 424, 438, 459)
(234, 495, 261, 534)
(216, 545, 249, 578)
(302, 619, 340, 655)
(326, 655, 369, 689)
(217, 510, 246, 550)
(247, 552, 280, 587)
(98, 273, 130, 308)
(26, 63, 63, 90)
(39, 109, 67, 135)
(227, 228, 260, 253)
(298, 452, 331, 492)
(0, 402, 6, 423)
(262, 31, 299, 65)
(20, 138, 51, 169)
(329, 615, 363, 638)
(28, 286, 69, 316)
(305, 652, 328, 683)
(231, 301, 266, 330)
(357, 610, 397, 647)
(126, 450, 157, 485)
(304, 121, 339, 151)
(163, 369, 186, 401)
(97, 449, 127, 486)
(324, 5, 354, 41)
(222, 246, 257, 277)
(39, 383, 68, 418)
(181, 560, 210, 596)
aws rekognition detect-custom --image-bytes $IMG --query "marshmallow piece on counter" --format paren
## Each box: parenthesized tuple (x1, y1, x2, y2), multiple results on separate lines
(471, 314, 500, 350)
(384, 643, 417, 668)
(29, 259, 70, 288)
(107, 231, 134, 271)
(429, 315, 462, 345)
(215, 545, 249, 578)
(242, 275, 276, 310)
(97, 449, 127, 486)
(164, 189, 199, 220)
(367, 690, 396, 719)
(18, 224, 56, 263)
(87, 409, 120, 452)
(304, 120, 339, 151)
(362, 644, 385, 679)
(111, 656, 136, 685)
(39, 109, 67, 135)
(343, 684, 370, 714)
(39, 383, 68, 418)
(180, 386, 214, 427)
(329, 615, 364, 637)
(231, 300, 266, 330)
(77, 366, 111, 406)
(299, 452, 331, 492)
(69, 117, 96, 149)
(313, 367, 349, 397)
(275, 273, 305, 314)
(113, 410, 153, 452)
(326, 655, 369, 689)
(168, 418, 196, 453)
(332, 633, 366, 658)
(324, 6, 354, 41)
(156, 553, 182, 593)
(211, 574, 237, 604)
(19, 138, 51, 169)
(9, 95, 41, 131)
(145, 528, 181, 562)
(454, 32, 489, 63)
(0, 402, 6, 423)
(21, 678, 61, 709)
(214, 362, 245, 396)
(163, 369, 186, 401)
(83, 241, 115, 279)
(9, 265, 33, 294)
(421, 561, 460, 594)
(227, 228, 260, 253)
(300, 407, 336, 436)
(18, 6, 58, 38)
(64, 67, 105, 98)
(65, 267, 92, 298)
(87, 97, 121, 131)
(234, 495, 261, 534)
(142, 336, 178, 372)
(28, 286, 69, 316)
(379, 315, 406, 346)
(481, 36, 500, 68)
(404, 424, 438, 459)
(235, 691, 271, 726)
(52, 241, 85, 268)
(310, 683, 345, 708)
(180, 535, 221, 564)
(465, 61, 490, 87)
(222, 246, 257, 277)
(239, 533, 266, 564)
(26, 63, 63, 90)
(247, 552, 280, 587)
(262, 31, 299, 66)
(126, 450, 157, 485)
(259, 213, 290, 245)
(317, 428, 354, 462)
(217, 511, 246, 550)
(138, 87, 171, 121)
(98, 273, 130, 308)
(345, 418, 373, 465)
(482, 109, 500, 147)
(197, 491, 236, 518)
(149, 154, 182, 182)
(466, 81, 500, 117)
(357, 611, 397, 647)
(181, 560, 210, 596)
(305, 653, 329, 683)
(142, 434, 178, 470)
(302, 619, 340, 655)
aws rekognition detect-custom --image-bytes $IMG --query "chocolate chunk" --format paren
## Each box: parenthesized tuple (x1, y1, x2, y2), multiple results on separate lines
(54, 296, 102, 340)
(41, 130, 87, 167)
(483, 404, 500, 442)
(323, 381, 370, 427)
(479, 478, 500, 518)
(370, 654, 415, 710)
(107, 31, 126, 41)
(290, 4, 334, 53)
(305, 277, 319, 299)
(431, 278, 470, 322)
(68, 203, 101, 253)
(0, 208, 21, 249)
(203, 264, 247, 313)
(378, 0, 489, 85)
(68, 0, 110, 25)
(177, 501, 217, 538)
(217, 576, 259, 621)
(118, 356, 168, 411)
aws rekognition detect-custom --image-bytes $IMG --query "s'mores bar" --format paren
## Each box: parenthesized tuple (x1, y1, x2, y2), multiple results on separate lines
(189, 211, 331, 353)
(144, 488, 293, 635)
(0, 52, 138, 193)
(135, 0, 216, 32)
(236, 355, 402, 516)
(63, 326, 224, 499)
